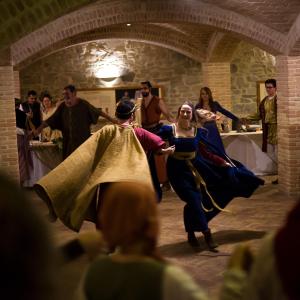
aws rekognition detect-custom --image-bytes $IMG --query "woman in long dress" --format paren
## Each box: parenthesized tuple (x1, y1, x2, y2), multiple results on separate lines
(195, 87, 240, 152)
(159, 102, 264, 249)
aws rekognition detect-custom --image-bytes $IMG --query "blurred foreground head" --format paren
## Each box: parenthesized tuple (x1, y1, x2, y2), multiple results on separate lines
(274, 200, 300, 300)
(0, 173, 56, 300)
(99, 182, 160, 258)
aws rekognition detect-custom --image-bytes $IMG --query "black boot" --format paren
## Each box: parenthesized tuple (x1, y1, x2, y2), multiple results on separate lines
(202, 229, 218, 250)
(187, 231, 200, 247)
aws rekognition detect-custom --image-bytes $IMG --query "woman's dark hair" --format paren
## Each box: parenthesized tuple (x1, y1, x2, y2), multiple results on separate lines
(265, 79, 276, 88)
(27, 90, 37, 97)
(198, 87, 216, 112)
(64, 84, 76, 93)
(177, 101, 197, 123)
(40, 91, 52, 101)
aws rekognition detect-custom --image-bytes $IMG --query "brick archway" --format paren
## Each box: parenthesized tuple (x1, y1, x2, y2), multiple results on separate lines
(11, 0, 285, 66)
(16, 24, 207, 69)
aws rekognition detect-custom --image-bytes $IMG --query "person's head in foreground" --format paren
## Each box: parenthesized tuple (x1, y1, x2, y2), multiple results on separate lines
(0, 173, 56, 300)
(98, 182, 160, 259)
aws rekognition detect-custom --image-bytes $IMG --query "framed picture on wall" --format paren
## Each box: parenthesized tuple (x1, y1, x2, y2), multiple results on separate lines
(256, 81, 267, 112)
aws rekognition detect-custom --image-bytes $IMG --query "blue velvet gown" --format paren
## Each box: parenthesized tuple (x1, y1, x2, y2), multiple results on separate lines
(159, 124, 264, 233)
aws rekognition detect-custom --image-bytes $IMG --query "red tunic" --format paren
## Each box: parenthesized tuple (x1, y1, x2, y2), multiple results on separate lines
(141, 96, 162, 128)
(133, 127, 165, 152)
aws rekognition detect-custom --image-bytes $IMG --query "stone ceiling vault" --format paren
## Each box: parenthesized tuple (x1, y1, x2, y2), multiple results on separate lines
(1, 0, 300, 67)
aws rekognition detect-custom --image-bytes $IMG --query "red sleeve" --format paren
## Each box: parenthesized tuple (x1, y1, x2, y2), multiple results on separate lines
(199, 143, 226, 166)
(134, 127, 165, 151)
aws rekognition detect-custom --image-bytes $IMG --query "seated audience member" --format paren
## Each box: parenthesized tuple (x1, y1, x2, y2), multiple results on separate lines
(0, 172, 57, 300)
(220, 200, 300, 300)
(76, 182, 209, 300)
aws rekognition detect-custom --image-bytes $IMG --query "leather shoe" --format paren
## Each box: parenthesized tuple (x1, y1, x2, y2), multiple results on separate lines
(203, 229, 218, 250)
(187, 232, 200, 247)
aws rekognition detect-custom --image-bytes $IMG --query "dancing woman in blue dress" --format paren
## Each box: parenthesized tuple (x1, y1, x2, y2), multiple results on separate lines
(159, 102, 264, 250)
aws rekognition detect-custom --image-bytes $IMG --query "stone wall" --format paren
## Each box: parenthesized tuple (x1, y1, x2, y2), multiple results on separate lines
(20, 40, 202, 115)
(231, 41, 276, 117)
(20, 40, 276, 116)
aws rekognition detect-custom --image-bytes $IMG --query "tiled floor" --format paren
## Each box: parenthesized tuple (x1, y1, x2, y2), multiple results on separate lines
(27, 177, 296, 299)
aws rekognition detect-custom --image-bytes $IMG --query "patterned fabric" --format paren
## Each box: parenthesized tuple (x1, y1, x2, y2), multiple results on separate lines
(264, 97, 277, 124)
(259, 95, 277, 152)
(35, 125, 154, 231)
(267, 123, 277, 145)
(41, 108, 62, 142)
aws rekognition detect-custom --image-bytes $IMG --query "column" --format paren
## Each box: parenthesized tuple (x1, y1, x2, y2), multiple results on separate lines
(0, 65, 19, 183)
(202, 62, 232, 111)
(276, 55, 300, 196)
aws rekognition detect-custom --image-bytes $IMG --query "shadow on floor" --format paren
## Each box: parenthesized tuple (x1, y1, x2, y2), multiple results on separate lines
(158, 229, 266, 257)
(212, 229, 266, 244)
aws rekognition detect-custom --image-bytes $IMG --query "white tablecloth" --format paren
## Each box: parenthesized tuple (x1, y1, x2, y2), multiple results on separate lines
(23, 142, 63, 187)
(221, 131, 277, 175)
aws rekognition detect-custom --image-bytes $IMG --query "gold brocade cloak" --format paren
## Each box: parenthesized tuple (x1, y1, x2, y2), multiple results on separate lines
(35, 125, 154, 232)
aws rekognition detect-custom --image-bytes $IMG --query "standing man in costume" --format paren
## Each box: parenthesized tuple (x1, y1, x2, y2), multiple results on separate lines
(34, 84, 117, 159)
(20, 90, 42, 140)
(140, 81, 174, 200)
(259, 79, 278, 184)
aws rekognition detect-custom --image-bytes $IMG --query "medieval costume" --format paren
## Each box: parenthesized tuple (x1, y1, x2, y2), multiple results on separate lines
(45, 99, 100, 159)
(16, 106, 33, 185)
(34, 124, 164, 232)
(159, 124, 264, 234)
(195, 101, 239, 153)
(41, 104, 62, 142)
(141, 95, 168, 201)
(259, 95, 277, 153)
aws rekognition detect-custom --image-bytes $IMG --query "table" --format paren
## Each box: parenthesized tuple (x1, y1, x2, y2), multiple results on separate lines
(221, 131, 277, 175)
(23, 141, 63, 187)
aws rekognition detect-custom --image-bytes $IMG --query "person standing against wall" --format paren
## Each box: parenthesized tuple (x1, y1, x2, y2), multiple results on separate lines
(20, 90, 42, 140)
(259, 79, 278, 184)
(140, 81, 174, 200)
(34, 85, 117, 159)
